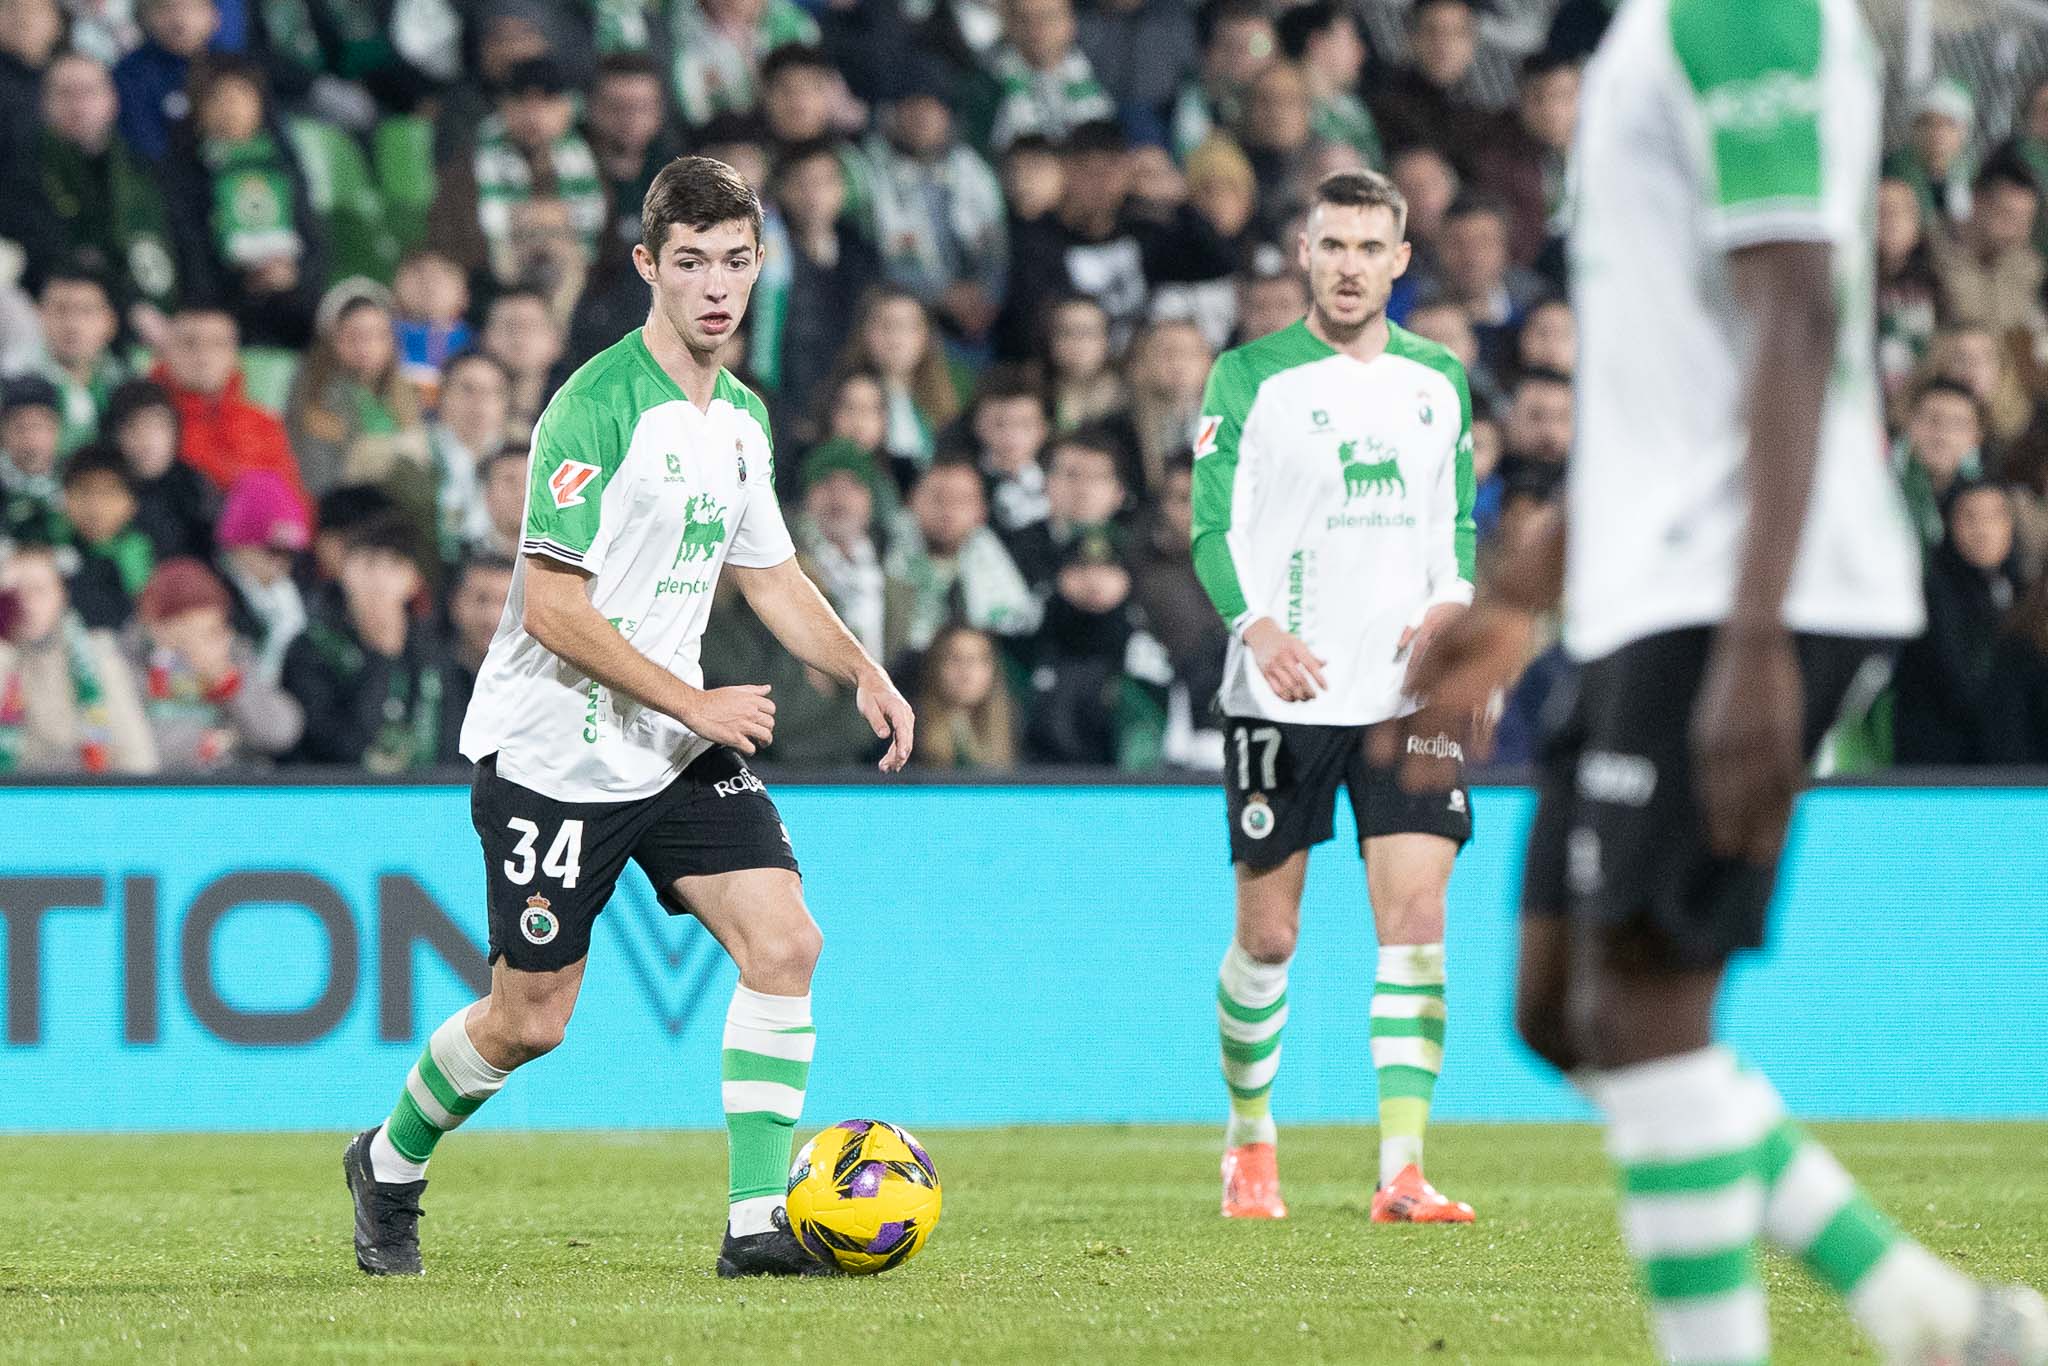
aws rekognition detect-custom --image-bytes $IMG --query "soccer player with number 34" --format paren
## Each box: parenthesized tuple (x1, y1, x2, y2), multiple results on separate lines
(1192, 170, 1480, 1224)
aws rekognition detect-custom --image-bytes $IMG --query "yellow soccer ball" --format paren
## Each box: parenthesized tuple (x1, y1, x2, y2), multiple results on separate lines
(786, 1119, 942, 1274)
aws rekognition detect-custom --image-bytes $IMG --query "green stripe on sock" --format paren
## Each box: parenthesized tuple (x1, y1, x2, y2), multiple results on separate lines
(1803, 1196, 1896, 1297)
(417, 1051, 482, 1118)
(1370, 1015, 1447, 1044)
(1756, 1120, 1801, 1183)
(1376, 1064, 1440, 1101)
(1622, 1147, 1758, 1196)
(1217, 984, 1286, 1024)
(1221, 1032, 1282, 1064)
(726, 1109, 796, 1203)
(1643, 1246, 1756, 1301)
(720, 1048, 812, 1090)
(1227, 1079, 1273, 1101)
(385, 1091, 441, 1164)
(1371, 981, 1445, 998)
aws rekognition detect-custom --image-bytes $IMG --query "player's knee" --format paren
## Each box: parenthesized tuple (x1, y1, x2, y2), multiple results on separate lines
(506, 1011, 569, 1062)
(1379, 892, 1446, 945)
(744, 918, 823, 986)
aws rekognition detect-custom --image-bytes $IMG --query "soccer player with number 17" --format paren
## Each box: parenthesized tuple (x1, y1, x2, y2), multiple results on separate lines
(1191, 170, 1479, 1224)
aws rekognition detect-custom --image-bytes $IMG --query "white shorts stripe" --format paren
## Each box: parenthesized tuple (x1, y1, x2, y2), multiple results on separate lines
(1370, 1036, 1444, 1071)
(721, 1027, 817, 1063)
(1763, 1144, 1854, 1252)
(1651, 1285, 1769, 1365)
(1369, 994, 1448, 1020)
(721, 1080, 806, 1118)
(405, 1069, 458, 1131)
(1217, 1005, 1289, 1044)
(1622, 1178, 1765, 1258)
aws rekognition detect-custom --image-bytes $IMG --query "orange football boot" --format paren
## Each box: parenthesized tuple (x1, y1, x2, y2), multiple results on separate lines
(1221, 1143, 1287, 1219)
(1371, 1164, 1475, 1224)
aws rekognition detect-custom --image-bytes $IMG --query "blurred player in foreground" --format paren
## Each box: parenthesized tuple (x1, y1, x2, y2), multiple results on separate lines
(344, 157, 914, 1281)
(1403, 1, 2048, 1360)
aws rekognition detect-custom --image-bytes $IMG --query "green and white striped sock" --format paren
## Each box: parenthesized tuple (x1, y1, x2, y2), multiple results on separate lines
(723, 984, 814, 1236)
(1371, 943, 1446, 1186)
(1595, 1046, 1770, 1366)
(1747, 1070, 1977, 1355)
(1217, 941, 1288, 1149)
(371, 1007, 509, 1182)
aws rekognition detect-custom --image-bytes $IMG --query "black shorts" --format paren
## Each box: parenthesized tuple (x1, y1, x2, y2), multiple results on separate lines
(471, 747, 801, 972)
(1521, 627, 1892, 969)
(1222, 716, 1473, 869)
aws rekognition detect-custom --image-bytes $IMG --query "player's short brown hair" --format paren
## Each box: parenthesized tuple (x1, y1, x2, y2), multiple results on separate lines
(1311, 168, 1408, 241)
(641, 155, 763, 252)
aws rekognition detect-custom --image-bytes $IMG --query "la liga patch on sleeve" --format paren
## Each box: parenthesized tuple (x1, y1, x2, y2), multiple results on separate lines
(1194, 416, 1221, 458)
(548, 460, 600, 509)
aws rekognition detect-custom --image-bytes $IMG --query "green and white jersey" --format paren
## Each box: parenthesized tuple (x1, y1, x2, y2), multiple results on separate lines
(458, 331, 795, 802)
(1192, 319, 1477, 726)
(1566, 0, 1923, 661)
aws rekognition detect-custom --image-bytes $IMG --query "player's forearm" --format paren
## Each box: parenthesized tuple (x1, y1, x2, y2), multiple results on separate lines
(1727, 241, 1837, 632)
(734, 559, 885, 688)
(523, 583, 702, 722)
(1191, 530, 1253, 632)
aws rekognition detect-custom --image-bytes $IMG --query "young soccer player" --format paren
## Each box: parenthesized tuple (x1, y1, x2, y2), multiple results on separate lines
(1404, 1, 2048, 1360)
(1193, 169, 1478, 1224)
(343, 156, 916, 1280)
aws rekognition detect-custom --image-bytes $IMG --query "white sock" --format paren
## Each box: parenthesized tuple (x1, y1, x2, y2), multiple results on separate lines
(1218, 940, 1289, 1149)
(728, 1194, 785, 1238)
(369, 1125, 425, 1184)
(724, 985, 814, 1237)
(370, 1009, 510, 1183)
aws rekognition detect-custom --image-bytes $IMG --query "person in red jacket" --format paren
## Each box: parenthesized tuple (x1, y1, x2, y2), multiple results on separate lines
(150, 303, 307, 505)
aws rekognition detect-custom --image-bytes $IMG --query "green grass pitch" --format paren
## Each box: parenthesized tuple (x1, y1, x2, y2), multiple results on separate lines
(5, 1124, 2045, 1364)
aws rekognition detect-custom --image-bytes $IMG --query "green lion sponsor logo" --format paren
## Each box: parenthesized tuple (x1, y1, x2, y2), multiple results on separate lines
(673, 494, 728, 565)
(1338, 437, 1406, 502)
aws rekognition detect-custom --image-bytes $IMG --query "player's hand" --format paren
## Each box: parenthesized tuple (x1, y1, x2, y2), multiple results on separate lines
(1397, 601, 1468, 696)
(857, 671, 916, 773)
(681, 683, 776, 755)
(1692, 622, 1803, 864)
(1243, 618, 1328, 702)
(1371, 600, 1535, 788)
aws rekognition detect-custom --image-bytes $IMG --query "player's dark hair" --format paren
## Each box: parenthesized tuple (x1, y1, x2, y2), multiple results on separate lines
(60, 442, 133, 493)
(642, 155, 764, 251)
(761, 41, 834, 84)
(1311, 168, 1409, 238)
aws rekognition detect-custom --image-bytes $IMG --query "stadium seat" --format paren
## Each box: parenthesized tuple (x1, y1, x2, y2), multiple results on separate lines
(288, 116, 402, 286)
(239, 346, 300, 415)
(372, 116, 438, 260)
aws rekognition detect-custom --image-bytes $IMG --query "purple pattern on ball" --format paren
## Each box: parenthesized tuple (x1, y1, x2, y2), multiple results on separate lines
(801, 1226, 834, 1263)
(851, 1162, 884, 1199)
(868, 1221, 909, 1253)
(836, 1118, 875, 1135)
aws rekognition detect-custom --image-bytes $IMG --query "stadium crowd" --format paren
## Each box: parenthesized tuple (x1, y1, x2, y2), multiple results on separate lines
(0, 0, 2042, 776)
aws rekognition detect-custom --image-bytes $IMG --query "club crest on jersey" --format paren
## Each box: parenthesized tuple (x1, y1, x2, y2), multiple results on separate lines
(547, 460, 600, 509)
(521, 895, 559, 945)
(736, 438, 748, 484)
(1194, 415, 1222, 459)
(672, 493, 729, 565)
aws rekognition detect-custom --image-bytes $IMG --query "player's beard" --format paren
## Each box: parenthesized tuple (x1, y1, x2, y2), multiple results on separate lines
(1310, 286, 1384, 345)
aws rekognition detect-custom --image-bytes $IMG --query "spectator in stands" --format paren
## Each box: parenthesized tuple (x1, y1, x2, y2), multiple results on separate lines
(1075, 0, 1194, 122)
(0, 0, 62, 181)
(1239, 58, 1319, 213)
(810, 367, 888, 478)
(1170, 0, 1274, 159)
(213, 468, 309, 681)
(1388, 141, 1459, 266)
(254, 0, 426, 131)
(959, 363, 1050, 533)
(115, 0, 218, 164)
(1474, 53, 1577, 270)
(480, 285, 564, 429)
(1130, 449, 1225, 720)
(60, 444, 152, 628)
(1124, 317, 1209, 496)
(426, 1, 556, 164)
(1369, 0, 1494, 171)
(1885, 78, 1974, 228)
(1879, 175, 1941, 403)
(0, 540, 157, 772)
(1184, 133, 1258, 258)
(1468, 391, 1504, 541)
(1427, 195, 1548, 375)
(1022, 526, 1160, 766)
(443, 551, 514, 721)
(888, 457, 1038, 650)
(386, 350, 514, 566)
(1001, 119, 1234, 357)
(1928, 154, 2044, 341)
(1985, 577, 2048, 763)
(1040, 292, 1124, 433)
(2008, 415, 2048, 580)
(585, 53, 681, 259)
(26, 53, 182, 345)
(285, 281, 430, 496)
(1405, 297, 1501, 413)
(664, 0, 819, 129)
(390, 250, 474, 401)
(1895, 480, 2024, 766)
(164, 55, 325, 349)
(847, 59, 1007, 347)
(431, 56, 604, 294)
(151, 304, 305, 501)
(698, 571, 884, 767)
(33, 270, 127, 455)
(106, 379, 213, 562)
(836, 287, 964, 475)
(0, 377, 66, 545)
(792, 438, 912, 665)
(1513, 296, 1576, 379)
(759, 42, 844, 152)
(129, 555, 303, 770)
(755, 138, 881, 420)
(1277, 1, 1379, 170)
(2013, 76, 2048, 252)
(1922, 321, 2030, 452)
(978, 0, 1114, 152)
(476, 444, 529, 560)
(998, 131, 1063, 226)
(1496, 366, 1572, 531)
(1005, 426, 1129, 591)
(1897, 378, 1986, 547)
(1233, 261, 1307, 345)
(281, 512, 452, 770)
(909, 621, 1016, 770)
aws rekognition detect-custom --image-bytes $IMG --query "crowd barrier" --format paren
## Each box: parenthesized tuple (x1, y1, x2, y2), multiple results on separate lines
(2, 777, 2043, 1131)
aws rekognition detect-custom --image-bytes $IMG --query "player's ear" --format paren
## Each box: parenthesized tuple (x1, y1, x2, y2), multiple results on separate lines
(1392, 240, 1413, 281)
(632, 242, 658, 286)
(1295, 231, 1310, 274)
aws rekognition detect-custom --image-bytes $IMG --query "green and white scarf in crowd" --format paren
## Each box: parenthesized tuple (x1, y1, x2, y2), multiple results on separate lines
(846, 135, 1008, 304)
(473, 114, 607, 283)
(1312, 92, 1384, 170)
(668, 0, 819, 127)
(205, 132, 303, 268)
(988, 47, 1114, 151)
(0, 614, 112, 774)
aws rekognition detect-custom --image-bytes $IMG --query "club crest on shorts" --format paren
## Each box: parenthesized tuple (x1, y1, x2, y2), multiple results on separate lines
(1240, 793, 1275, 840)
(521, 894, 559, 945)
